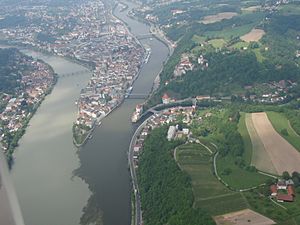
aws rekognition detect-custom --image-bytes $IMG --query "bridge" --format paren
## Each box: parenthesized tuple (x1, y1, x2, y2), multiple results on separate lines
(135, 97, 194, 122)
(126, 93, 149, 99)
(59, 70, 90, 78)
(135, 33, 154, 40)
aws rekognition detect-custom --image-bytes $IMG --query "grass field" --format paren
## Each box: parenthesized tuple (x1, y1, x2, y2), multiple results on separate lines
(266, 111, 300, 151)
(238, 113, 252, 165)
(204, 23, 256, 41)
(231, 41, 249, 49)
(176, 143, 248, 215)
(208, 39, 226, 48)
(217, 155, 268, 189)
(252, 48, 265, 62)
(196, 193, 248, 216)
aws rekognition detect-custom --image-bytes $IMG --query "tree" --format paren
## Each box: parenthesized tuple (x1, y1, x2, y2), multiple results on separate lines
(282, 171, 291, 180)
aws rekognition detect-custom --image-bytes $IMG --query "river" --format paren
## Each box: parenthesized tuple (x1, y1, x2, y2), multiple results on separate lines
(9, 1, 169, 225)
(77, 2, 169, 225)
(10, 52, 92, 225)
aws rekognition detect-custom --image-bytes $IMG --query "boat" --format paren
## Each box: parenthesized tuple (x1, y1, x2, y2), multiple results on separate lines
(144, 48, 151, 64)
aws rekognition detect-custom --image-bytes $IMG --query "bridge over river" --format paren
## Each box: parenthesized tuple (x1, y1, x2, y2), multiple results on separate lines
(59, 69, 90, 78)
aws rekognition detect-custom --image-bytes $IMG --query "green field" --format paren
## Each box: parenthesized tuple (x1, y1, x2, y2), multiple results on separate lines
(217, 155, 268, 189)
(195, 193, 248, 216)
(267, 111, 300, 151)
(176, 143, 248, 215)
(238, 113, 252, 165)
(231, 41, 249, 49)
(204, 23, 256, 40)
(208, 38, 226, 48)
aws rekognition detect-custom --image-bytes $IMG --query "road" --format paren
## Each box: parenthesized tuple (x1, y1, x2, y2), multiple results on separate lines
(128, 117, 152, 225)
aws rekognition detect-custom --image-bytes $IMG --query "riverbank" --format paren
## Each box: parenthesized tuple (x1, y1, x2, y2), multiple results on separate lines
(0, 48, 58, 165)
(11, 50, 92, 225)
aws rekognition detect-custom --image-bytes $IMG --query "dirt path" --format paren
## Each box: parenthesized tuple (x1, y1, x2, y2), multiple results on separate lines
(251, 112, 300, 174)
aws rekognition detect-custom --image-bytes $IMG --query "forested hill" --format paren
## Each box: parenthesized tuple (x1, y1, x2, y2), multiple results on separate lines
(157, 50, 300, 99)
(0, 48, 23, 95)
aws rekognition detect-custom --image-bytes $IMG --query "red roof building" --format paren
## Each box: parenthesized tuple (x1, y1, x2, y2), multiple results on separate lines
(288, 185, 295, 196)
(270, 185, 277, 196)
(162, 93, 171, 104)
(277, 194, 294, 202)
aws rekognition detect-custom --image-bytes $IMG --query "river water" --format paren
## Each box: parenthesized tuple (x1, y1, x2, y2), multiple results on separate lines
(9, 1, 169, 225)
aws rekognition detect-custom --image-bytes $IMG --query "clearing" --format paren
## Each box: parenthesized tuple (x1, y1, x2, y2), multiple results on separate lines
(214, 209, 276, 225)
(201, 12, 238, 24)
(240, 28, 265, 42)
(250, 112, 300, 175)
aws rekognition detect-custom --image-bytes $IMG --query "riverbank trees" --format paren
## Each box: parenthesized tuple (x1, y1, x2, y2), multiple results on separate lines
(137, 127, 215, 225)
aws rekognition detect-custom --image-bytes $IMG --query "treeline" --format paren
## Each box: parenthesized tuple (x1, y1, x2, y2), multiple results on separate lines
(0, 48, 22, 94)
(138, 127, 215, 225)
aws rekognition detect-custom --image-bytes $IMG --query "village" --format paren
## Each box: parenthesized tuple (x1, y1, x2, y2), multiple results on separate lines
(0, 55, 55, 154)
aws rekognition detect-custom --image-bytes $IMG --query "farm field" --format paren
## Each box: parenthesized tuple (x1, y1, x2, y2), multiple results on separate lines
(204, 22, 256, 40)
(250, 112, 300, 174)
(244, 113, 277, 174)
(217, 154, 268, 189)
(238, 113, 253, 165)
(208, 39, 226, 48)
(176, 143, 248, 215)
(240, 28, 265, 42)
(214, 209, 275, 225)
(266, 111, 300, 151)
(200, 12, 238, 24)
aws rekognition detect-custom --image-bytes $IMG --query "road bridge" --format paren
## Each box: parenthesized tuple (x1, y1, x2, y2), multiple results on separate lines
(136, 33, 154, 40)
(59, 70, 90, 78)
(126, 93, 149, 99)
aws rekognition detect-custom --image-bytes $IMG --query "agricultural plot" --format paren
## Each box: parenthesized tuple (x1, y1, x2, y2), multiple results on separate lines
(240, 28, 265, 42)
(245, 113, 277, 174)
(208, 39, 226, 48)
(250, 112, 300, 174)
(214, 209, 276, 225)
(200, 12, 238, 24)
(176, 143, 248, 215)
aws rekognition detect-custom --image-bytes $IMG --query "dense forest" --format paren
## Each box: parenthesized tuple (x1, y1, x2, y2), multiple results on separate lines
(156, 51, 300, 99)
(0, 48, 22, 94)
(138, 127, 215, 225)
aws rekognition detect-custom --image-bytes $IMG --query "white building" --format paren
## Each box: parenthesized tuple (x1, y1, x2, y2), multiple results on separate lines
(167, 126, 176, 141)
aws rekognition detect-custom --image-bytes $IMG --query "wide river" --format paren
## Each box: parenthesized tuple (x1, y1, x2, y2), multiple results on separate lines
(10, 1, 169, 225)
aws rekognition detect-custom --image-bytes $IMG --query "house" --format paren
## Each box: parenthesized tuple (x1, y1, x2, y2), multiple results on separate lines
(162, 93, 171, 104)
(277, 179, 287, 190)
(287, 185, 295, 196)
(277, 194, 294, 202)
(270, 185, 277, 196)
(167, 126, 176, 141)
(271, 180, 296, 202)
